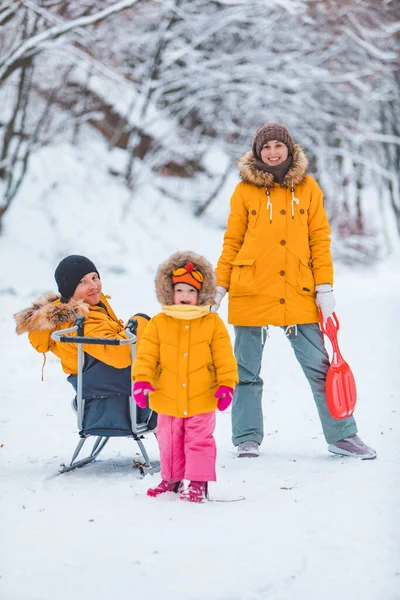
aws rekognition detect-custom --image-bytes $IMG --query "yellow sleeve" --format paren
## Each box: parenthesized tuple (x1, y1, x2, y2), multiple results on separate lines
(28, 329, 55, 354)
(29, 326, 70, 367)
(308, 180, 334, 286)
(80, 319, 132, 369)
(131, 318, 160, 386)
(215, 183, 248, 290)
(211, 316, 238, 389)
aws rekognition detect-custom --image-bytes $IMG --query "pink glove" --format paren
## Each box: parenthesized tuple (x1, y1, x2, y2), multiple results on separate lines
(215, 385, 234, 411)
(133, 381, 155, 408)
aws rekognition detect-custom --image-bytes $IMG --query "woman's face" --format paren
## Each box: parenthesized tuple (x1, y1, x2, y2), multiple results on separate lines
(174, 283, 199, 306)
(260, 140, 289, 166)
(72, 272, 102, 305)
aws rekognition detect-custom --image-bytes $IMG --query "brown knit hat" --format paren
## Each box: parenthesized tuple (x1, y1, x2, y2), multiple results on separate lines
(252, 123, 294, 158)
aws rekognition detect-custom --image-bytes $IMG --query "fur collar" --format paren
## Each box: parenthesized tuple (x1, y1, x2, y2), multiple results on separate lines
(14, 293, 89, 334)
(155, 251, 216, 306)
(237, 143, 308, 188)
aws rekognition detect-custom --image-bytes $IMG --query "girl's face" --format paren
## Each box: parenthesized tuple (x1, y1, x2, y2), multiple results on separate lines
(174, 283, 199, 305)
(260, 140, 289, 166)
(72, 272, 102, 305)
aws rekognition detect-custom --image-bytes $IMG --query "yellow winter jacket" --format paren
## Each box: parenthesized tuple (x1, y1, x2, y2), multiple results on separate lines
(132, 305, 238, 418)
(216, 145, 333, 326)
(14, 293, 149, 375)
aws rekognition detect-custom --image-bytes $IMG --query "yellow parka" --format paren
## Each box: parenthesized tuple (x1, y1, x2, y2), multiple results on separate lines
(132, 305, 238, 418)
(215, 145, 333, 326)
(14, 293, 149, 375)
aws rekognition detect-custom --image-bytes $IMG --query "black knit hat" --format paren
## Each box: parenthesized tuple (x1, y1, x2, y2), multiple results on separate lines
(54, 255, 99, 300)
(252, 123, 294, 158)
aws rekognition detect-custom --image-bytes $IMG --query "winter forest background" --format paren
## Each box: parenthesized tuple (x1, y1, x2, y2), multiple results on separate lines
(1, 0, 400, 262)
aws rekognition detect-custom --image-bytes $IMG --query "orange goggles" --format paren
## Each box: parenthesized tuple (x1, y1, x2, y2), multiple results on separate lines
(172, 262, 204, 290)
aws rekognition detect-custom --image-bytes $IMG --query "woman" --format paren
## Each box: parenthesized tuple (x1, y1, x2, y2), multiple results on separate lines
(14, 255, 153, 426)
(213, 123, 376, 460)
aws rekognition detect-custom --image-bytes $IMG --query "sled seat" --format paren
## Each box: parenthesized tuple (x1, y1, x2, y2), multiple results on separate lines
(51, 316, 159, 475)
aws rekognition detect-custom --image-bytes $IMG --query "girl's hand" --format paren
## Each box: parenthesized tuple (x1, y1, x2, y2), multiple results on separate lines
(215, 385, 234, 411)
(133, 381, 155, 408)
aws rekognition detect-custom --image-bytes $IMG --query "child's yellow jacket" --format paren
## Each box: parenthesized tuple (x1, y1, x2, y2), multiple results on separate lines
(132, 305, 238, 418)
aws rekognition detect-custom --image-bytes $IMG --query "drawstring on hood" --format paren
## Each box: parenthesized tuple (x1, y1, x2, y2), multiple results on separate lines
(291, 187, 300, 220)
(265, 184, 300, 224)
(41, 353, 47, 381)
(265, 189, 273, 224)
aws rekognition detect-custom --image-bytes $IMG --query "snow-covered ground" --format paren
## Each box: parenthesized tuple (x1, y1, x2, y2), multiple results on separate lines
(0, 139, 399, 600)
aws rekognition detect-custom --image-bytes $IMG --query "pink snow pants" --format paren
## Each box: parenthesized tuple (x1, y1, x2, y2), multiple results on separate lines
(157, 412, 217, 482)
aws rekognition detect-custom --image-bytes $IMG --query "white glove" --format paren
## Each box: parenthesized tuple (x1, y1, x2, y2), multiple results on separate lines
(210, 286, 227, 313)
(315, 284, 335, 321)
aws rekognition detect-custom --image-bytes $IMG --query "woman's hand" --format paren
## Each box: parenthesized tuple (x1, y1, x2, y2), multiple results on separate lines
(315, 284, 336, 321)
(210, 286, 227, 313)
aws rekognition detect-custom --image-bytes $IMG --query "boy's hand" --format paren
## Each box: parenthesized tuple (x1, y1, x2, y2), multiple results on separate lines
(215, 385, 234, 411)
(133, 381, 155, 408)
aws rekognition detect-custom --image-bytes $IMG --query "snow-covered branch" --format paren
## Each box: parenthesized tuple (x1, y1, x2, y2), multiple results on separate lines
(0, 2, 19, 25)
(0, 0, 144, 82)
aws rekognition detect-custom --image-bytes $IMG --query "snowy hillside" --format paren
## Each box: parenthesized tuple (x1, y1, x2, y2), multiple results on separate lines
(0, 136, 399, 600)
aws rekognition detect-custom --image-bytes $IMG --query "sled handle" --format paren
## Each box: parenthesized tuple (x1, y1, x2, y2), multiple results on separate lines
(319, 311, 344, 365)
(319, 311, 339, 336)
(51, 326, 136, 346)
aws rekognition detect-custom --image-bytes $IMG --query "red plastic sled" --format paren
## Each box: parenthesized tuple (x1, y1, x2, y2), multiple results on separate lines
(320, 312, 357, 419)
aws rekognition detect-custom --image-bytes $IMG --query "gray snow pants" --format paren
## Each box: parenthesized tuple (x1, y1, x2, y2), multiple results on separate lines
(231, 323, 358, 446)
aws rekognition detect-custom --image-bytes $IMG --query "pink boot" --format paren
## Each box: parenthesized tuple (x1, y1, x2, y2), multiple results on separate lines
(147, 479, 183, 497)
(180, 481, 208, 503)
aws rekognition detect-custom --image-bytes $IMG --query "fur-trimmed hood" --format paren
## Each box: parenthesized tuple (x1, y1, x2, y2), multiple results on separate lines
(155, 251, 216, 306)
(14, 292, 89, 334)
(237, 143, 308, 188)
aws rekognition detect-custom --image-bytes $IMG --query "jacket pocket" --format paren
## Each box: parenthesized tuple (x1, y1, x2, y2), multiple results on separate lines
(230, 258, 257, 297)
(297, 258, 315, 295)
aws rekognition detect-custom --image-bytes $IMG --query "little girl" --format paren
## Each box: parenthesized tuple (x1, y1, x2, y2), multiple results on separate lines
(132, 251, 238, 502)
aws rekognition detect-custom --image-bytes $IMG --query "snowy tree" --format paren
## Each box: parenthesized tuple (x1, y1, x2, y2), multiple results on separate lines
(0, 0, 398, 259)
(300, 0, 400, 255)
(0, 0, 144, 230)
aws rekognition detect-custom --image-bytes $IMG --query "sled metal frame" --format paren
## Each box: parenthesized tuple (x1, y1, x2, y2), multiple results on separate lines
(51, 317, 159, 475)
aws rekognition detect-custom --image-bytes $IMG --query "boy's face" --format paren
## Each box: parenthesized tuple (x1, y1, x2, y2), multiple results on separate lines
(73, 272, 102, 305)
(174, 282, 199, 305)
